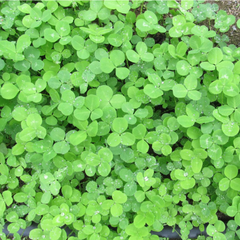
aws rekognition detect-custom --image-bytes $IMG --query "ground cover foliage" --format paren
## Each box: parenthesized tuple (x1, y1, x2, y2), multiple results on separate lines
(1, 0, 240, 239)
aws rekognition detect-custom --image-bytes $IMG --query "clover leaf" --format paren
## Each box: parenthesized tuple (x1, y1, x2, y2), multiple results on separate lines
(0, 82, 19, 99)
(127, 41, 154, 63)
(136, 10, 166, 33)
(80, 24, 113, 43)
(1, 1, 240, 239)
(104, 0, 130, 14)
(227, 196, 240, 226)
(219, 164, 240, 191)
(137, 169, 156, 191)
(214, 10, 236, 32)
(81, 0, 110, 21)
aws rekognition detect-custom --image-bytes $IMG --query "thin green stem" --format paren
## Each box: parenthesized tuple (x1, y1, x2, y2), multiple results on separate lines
(140, 2, 144, 14)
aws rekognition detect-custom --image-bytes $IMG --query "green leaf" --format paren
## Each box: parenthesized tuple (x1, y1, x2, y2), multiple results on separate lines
(209, 80, 223, 95)
(87, 120, 99, 136)
(191, 158, 202, 173)
(72, 160, 85, 172)
(41, 191, 51, 204)
(223, 83, 239, 97)
(161, 145, 172, 156)
(184, 75, 197, 90)
(108, 33, 123, 47)
(96, 85, 113, 102)
(2, 191, 13, 206)
(116, 67, 130, 80)
(136, 42, 148, 56)
(50, 127, 65, 141)
(0, 198, 6, 218)
(89, 61, 102, 75)
(74, 107, 90, 121)
(111, 203, 123, 217)
(82, 68, 95, 83)
(71, 35, 84, 50)
(180, 178, 195, 189)
(167, 118, 180, 132)
(19, 127, 36, 142)
(121, 132, 135, 146)
(14, 192, 28, 203)
(16, 34, 31, 53)
(124, 181, 137, 196)
(100, 58, 115, 73)
(69, 131, 87, 146)
(98, 161, 111, 177)
(18, 3, 32, 13)
(0, 59, 5, 70)
(222, 121, 239, 137)
(136, 19, 152, 32)
(134, 213, 145, 228)
(144, 10, 158, 24)
(230, 178, 240, 191)
(8, 223, 20, 234)
(107, 133, 121, 147)
(227, 206, 237, 217)
(200, 62, 215, 71)
(85, 95, 100, 111)
(176, 60, 191, 76)
(110, 50, 125, 66)
(6, 211, 18, 222)
(208, 47, 223, 64)
(35, 204, 50, 215)
(29, 229, 43, 239)
(235, 213, 240, 226)
(1, 83, 19, 99)
(119, 168, 134, 182)
(14, 60, 31, 72)
(208, 144, 222, 160)
(181, 0, 193, 10)
(177, 115, 195, 128)
(134, 191, 145, 202)
(224, 165, 238, 180)
(173, 84, 187, 98)
(137, 140, 149, 153)
(98, 150, 112, 166)
(132, 124, 146, 139)
(112, 190, 127, 204)
(144, 84, 163, 98)
(50, 227, 62, 240)
(58, 102, 73, 116)
(62, 185, 73, 199)
(112, 118, 128, 134)
(26, 113, 42, 128)
(56, 21, 70, 36)
(126, 50, 140, 63)
(44, 28, 60, 42)
(61, 89, 75, 103)
(50, 180, 61, 195)
(219, 178, 230, 191)
(86, 153, 101, 166)
(53, 141, 70, 154)
(188, 90, 202, 101)
(110, 94, 126, 109)
(218, 105, 234, 116)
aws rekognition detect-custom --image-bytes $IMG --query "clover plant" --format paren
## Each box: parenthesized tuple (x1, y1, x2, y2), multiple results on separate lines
(1, 0, 240, 240)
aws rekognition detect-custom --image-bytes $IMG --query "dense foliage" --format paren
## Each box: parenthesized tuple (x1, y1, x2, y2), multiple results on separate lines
(1, 0, 240, 239)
